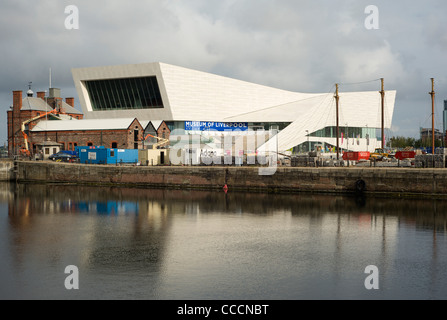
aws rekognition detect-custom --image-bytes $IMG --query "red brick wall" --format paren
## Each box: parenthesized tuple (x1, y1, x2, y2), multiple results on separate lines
(8, 109, 49, 154)
(7, 92, 145, 156)
(157, 121, 171, 140)
(65, 97, 74, 107)
(7, 89, 84, 155)
(26, 119, 145, 153)
(9, 91, 26, 154)
(30, 130, 128, 151)
(7, 110, 13, 155)
(126, 118, 144, 149)
(13, 91, 22, 113)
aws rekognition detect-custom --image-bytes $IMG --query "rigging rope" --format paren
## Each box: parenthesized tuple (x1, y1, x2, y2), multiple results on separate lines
(338, 78, 382, 87)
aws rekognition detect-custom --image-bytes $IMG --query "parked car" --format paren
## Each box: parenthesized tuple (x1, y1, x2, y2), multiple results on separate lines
(49, 151, 78, 162)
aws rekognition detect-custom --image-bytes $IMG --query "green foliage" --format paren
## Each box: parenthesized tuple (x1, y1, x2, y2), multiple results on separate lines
(388, 136, 444, 148)
(388, 136, 416, 148)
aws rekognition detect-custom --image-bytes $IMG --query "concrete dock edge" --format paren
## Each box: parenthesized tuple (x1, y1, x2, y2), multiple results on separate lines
(9, 161, 447, 197)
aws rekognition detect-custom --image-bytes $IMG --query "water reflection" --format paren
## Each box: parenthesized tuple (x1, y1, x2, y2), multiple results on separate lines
(1, 182, 447, 299)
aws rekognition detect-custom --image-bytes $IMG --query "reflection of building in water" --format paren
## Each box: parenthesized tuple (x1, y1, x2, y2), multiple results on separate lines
(0, 182, 14, 203)
(6, 184, 174, 276)
(5, 184, 447, 298)
(76, 200, 138, 215)
(143, 200, 169, 232)
(285, 194, 447, 292)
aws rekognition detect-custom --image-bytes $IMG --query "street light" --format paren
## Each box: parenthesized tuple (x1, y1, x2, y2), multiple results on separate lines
(45, 90, 48, 120)
(305, 130, 309, 152)
(346, 123, 348, 151)
(366, 124, 369, 150)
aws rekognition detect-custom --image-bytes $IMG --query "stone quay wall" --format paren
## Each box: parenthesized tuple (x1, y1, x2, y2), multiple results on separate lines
(0, 159, 14, 181)
(10, 161, 447, 197)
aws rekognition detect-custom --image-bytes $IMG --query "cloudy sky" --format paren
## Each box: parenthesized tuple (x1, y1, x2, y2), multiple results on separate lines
(1, 0, 446, 145)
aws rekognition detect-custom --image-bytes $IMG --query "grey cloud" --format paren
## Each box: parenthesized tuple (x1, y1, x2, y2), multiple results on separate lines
(1, 0, 447, 144)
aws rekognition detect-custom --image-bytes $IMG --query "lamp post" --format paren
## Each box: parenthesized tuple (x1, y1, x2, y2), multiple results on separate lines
(346, 123, 348, 152)
(305, 130, 309, 152)
(45, 90, 48, 120)
(365, 124, 369, 151)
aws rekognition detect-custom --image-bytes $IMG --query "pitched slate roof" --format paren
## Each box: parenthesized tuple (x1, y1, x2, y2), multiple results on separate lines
(31, 118, 140, 132)
(21, 97, 83, 114)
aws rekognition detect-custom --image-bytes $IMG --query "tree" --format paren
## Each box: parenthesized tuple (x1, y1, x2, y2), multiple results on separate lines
(388, 136, 416, 148)
(389, 135, 444, 149)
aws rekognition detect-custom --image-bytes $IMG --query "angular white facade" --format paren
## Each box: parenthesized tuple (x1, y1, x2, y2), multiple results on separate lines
(72, 62, 396, 153)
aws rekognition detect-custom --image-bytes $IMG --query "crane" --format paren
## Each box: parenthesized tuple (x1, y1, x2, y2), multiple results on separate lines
(143, 133, 169, 149)
(20, 109, 58, 155)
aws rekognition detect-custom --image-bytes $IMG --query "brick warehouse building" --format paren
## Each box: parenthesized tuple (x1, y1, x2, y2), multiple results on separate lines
(7, 88, 83, 156)
(140, 120, 172, 147)
(31, 118, 145, 152)
(7, 89, 154, 157)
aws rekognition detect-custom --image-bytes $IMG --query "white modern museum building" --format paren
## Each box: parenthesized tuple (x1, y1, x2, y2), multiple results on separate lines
(71, 62, 396, 154)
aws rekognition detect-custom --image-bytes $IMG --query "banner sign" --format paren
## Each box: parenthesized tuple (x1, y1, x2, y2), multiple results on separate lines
(185, 121, 248, 132)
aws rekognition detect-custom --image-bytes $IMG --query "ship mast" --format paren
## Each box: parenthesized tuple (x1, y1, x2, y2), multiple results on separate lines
(380, 78, 385, 149)
(335, 84, 340, 160)
(429, 78, 435, 153)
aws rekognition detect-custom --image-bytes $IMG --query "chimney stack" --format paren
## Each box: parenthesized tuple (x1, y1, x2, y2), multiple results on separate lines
(37, 91, 46, 100)
(13, 90, 22, 113)
(65, 97, 74, 108)
(46, 88, 61, 110)
(49, 88, 61, 98)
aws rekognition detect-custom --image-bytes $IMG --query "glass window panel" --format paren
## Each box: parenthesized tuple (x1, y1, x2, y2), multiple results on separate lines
(120, 79, 128, 108)
(100, 81, 111, 109)
(92, 81, 100, 109)
(135, 79, 142, 108)
(111, 79, 120, 109)
(136, 78, 146, 107)
(88, 81, 96, 110)
(101, 80, 111, 109)
(116, 79, 125, 109)
(93, 81, 103, 110)
(138, 78, 149, 107)
(142, 77, 153, 107)
(85, 77, 164, 110)
(119, 79, 130, 109)
(124, 78, 134, 108)
(150, 77, 160, 107)
(92, 81, 101, 109)
(86, 82, 95, 110)
(108, 80, 116, 109)
(150, 77, 159, 107)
